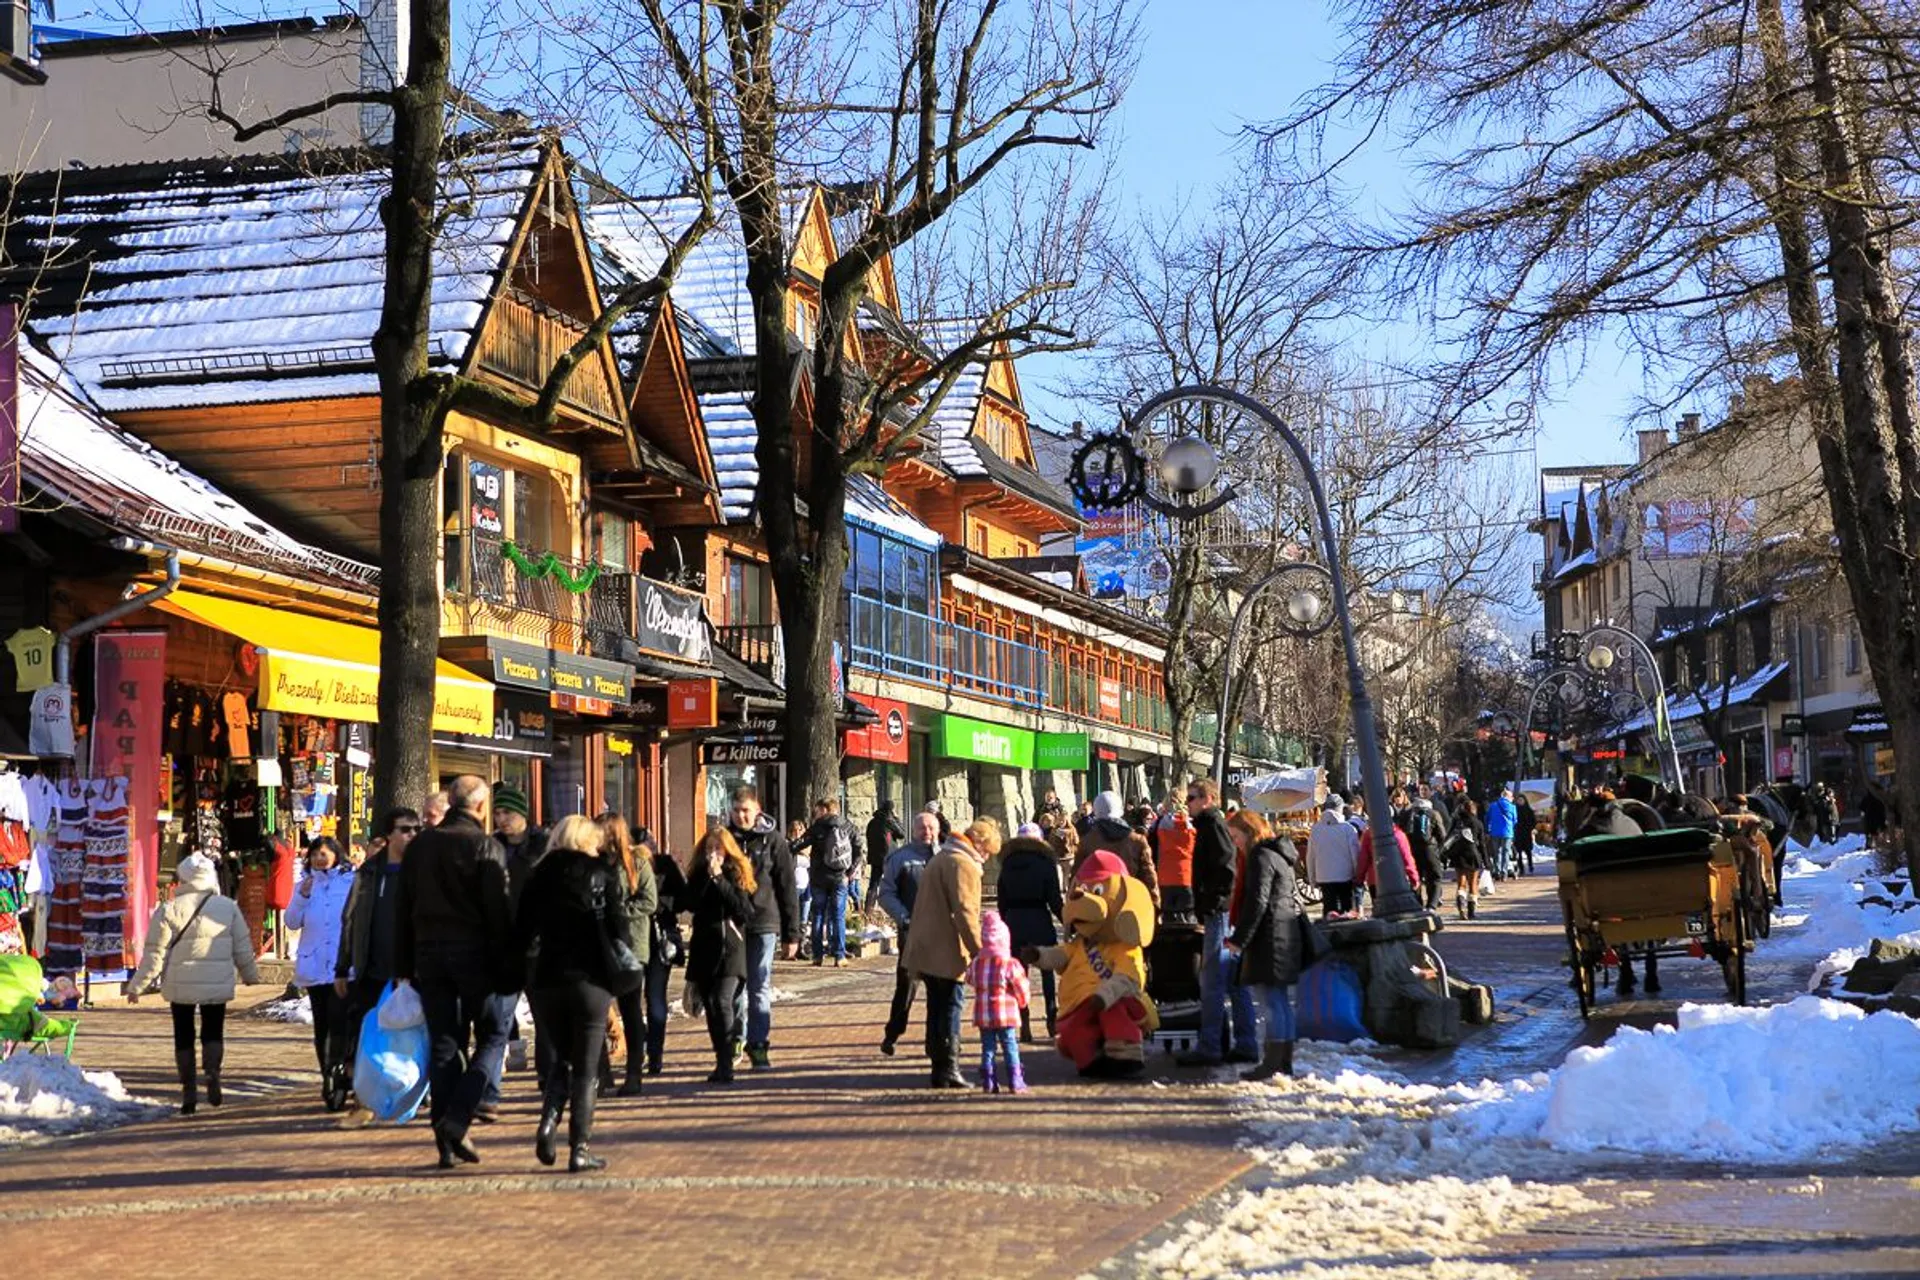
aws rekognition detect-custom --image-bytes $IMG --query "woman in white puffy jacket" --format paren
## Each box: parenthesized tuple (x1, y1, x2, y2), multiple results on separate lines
(285, 836, 356, 1106)
(128, 852, 262, 1115)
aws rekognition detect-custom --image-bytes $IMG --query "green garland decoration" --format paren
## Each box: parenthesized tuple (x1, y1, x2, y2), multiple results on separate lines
(503, 540, 603, 593)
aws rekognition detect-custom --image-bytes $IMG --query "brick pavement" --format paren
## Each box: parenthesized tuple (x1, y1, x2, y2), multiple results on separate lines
(1, 961, 1253, 1279)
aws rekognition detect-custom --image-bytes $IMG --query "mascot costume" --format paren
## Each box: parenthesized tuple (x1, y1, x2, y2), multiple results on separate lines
(1033, 849, 1158, 1077)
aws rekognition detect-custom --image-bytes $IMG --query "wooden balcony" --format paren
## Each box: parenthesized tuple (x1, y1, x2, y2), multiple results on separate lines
(473, 292, 624, 426)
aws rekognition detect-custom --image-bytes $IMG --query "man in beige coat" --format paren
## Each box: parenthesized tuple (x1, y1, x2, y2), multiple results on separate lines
(903, 816, 999, 1088)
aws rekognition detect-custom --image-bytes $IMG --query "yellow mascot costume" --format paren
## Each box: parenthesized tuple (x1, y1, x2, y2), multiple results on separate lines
(1033, 849, 1158, 1077)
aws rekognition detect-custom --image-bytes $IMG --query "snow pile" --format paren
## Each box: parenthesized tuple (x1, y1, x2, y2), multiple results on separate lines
(1766, 841, 1920, 990)
(0, 1053, 166, 1144)
(1140, 1043, 1599, 1279)
(254, 994, 314, 1024)
(1444, 997, 1920, 1164)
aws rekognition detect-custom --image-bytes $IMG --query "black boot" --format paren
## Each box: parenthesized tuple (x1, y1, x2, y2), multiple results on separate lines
(203, 1040, 225, 1108)
(174, 1049, 198, 1116)
(534, 1068, 566, 1167)
(617, 1062, 645, 1097)
(1241, 1040, 1294, 1083)
(940, 1037, 968, 1088)
(1019, 1005, 1033, 1044)
(569, 1145, 607, 1173)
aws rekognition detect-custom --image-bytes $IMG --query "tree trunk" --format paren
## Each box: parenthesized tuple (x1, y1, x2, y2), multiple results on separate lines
(1798, 0, 1920, 874)
(370, 0, 451, 819)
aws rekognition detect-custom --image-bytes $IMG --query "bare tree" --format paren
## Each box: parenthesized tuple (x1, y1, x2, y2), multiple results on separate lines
(533, 0, 1137, 815)
(1271, 0, 1920, 870)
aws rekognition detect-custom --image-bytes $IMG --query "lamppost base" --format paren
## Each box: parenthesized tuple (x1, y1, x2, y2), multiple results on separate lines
(1321, 912, 1471, 1049)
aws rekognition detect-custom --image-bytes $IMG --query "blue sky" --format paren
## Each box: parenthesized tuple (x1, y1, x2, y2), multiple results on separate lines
(1024, 0, 1652, 474)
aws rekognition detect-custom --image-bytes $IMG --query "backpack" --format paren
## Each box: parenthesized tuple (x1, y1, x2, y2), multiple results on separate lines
(1404, 808, 1434, 853)
(823, 821, 854, 874)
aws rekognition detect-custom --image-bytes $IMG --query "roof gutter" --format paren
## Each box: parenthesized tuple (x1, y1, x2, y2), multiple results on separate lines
(109, 538, 380, 614)
(55, 545, 181, 685)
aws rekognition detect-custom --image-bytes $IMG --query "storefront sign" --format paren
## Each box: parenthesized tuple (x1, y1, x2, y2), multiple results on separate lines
(258, 651, 491, 736)
(468, 458, 505, 536)
(434, 691, 555, 757)
(552, 691, 614, 717)
(1034, 731, 1090, 772)
(1096, 745, 1119, 763)
(607, 734, 635, 757)
(936, 714, 1034, 769)
(91, 629, 166, 964)
(845, 693, 910, 763)
(479, 637, 633, 702)
(1875, 746, 1896, 774)
(1774, 745, 1795, 779)
(669, 678, 719, 729)
(634, 578, 712, 662)
(1779, 713, 1806, 737)
(703, 739, 787, 765)
(1670, 718, 1715, 754)
(1097, 677, 1123, 722)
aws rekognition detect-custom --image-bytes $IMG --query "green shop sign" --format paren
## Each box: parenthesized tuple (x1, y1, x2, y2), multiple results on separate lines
(937, 714, 1034, 768)
(1034, 731, 1090, 771)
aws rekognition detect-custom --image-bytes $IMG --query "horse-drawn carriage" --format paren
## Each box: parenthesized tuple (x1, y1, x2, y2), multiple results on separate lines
(1558, 822, 1764, 1017)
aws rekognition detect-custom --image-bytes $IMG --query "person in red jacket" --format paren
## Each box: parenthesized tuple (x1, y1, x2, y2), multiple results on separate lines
(1356, 823, 1420, 915)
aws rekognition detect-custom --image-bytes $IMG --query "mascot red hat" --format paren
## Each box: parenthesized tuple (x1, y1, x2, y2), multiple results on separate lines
(1077, 850, 1128, 884)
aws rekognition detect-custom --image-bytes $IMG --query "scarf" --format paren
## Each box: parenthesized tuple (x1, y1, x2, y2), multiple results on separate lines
(1226, 842, 1252, 928)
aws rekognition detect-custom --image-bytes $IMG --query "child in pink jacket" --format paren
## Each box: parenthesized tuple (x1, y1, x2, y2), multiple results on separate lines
(966, 909, 1032, 1093)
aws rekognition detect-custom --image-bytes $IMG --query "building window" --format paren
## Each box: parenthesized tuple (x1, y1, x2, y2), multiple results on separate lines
(1674, 645, 1691, 688)
(1612, 563, 1624, 599)
(844, 529, 935, 615)
(724, 556, 771, 626)
(442, 448, 561, 601)
(1706, 633, 1725, 687)
(1811, 623, 1829, 680)
(1846, 624, 1863, 675)
(1736, 621, 1755, 676)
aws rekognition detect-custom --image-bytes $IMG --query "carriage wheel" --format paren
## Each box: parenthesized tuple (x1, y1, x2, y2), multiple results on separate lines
(1564, 912, 1595, 1019)
(1721, 908, 1749, 1005)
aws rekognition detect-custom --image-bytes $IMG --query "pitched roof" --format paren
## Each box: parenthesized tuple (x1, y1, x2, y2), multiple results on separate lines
(16, 345, 377, 589)
(8, 139, 542, 412)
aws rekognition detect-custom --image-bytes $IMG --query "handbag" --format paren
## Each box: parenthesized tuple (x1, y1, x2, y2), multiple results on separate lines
(148, 891, 213, 994)
(593, 872, 646, 996)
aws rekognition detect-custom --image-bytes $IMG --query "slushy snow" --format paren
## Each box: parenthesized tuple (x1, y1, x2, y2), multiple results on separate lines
(0, 1053, 166, 1145)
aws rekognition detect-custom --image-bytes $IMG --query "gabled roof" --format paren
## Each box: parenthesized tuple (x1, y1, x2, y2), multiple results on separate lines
(7, 138, 544, 413)
(15, 345, 377, 590)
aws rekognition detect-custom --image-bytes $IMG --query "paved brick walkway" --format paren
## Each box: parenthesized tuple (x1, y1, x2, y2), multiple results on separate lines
(2, 962, 1252, 1278)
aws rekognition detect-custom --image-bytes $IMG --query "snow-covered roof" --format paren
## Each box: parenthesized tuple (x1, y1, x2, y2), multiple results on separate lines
(1551, 547, 1597, 580)
(846, 475, 941, 550)
(927, 360, 991, 477)
(15, 346, 376, 588)
(1612, 660, 1790, 735)
(9, 141, 543, 413)
(693, 386, 758, 520)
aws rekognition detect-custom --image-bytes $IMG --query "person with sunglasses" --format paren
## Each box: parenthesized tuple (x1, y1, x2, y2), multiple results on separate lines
(333, 806, 423, 1111)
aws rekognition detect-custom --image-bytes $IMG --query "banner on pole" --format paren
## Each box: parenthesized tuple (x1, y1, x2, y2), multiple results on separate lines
(91, 629, 168, 965)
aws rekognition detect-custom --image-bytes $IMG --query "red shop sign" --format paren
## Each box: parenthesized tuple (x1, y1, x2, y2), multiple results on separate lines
(845, 693, 910, 764)
(1097, 677, 1123, 721)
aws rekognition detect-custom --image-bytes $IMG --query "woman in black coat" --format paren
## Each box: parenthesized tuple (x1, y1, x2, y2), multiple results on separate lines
(1224, 810, 1304, 1083)
(995, 835, 1065, 1040)
(683, 827, 757, 1085)
(643, 842, 688, 1077)
(513, 814, 636, 1174)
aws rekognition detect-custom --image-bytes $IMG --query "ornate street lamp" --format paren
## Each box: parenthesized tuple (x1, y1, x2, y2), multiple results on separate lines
(1073, 384, 1430, 924)
(1207, 559, 1335, 789)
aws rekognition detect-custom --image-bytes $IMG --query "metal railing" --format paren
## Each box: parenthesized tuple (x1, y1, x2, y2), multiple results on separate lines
(846, 595, 1046, 707)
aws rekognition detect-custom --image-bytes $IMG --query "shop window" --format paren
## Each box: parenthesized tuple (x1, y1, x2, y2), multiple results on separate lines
(442, 447, 563, 602)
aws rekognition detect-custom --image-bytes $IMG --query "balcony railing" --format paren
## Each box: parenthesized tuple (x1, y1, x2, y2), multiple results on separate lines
(445, 531, 603, 648)
(473, 292, 623, 424)
(716, 623, 782, 682)
(846, 595, 1045, 707)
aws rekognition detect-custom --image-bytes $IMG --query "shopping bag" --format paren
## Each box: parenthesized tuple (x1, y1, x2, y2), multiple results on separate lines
(1295, 958, 1367, 1043)
(353, 982, 430, 1124)
(377, 979, 425, 1031)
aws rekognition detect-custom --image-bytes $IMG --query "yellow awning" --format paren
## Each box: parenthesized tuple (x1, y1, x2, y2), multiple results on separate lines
(155, 590, 494, 736)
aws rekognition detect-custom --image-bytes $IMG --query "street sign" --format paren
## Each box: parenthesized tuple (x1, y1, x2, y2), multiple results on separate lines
(1780, 713, 1806, 736)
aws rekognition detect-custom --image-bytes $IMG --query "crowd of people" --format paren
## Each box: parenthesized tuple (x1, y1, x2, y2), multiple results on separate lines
(124, 770, 1561, 1172)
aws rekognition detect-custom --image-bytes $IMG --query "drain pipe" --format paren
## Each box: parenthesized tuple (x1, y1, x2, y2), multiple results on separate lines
(54, 545, 182, 685)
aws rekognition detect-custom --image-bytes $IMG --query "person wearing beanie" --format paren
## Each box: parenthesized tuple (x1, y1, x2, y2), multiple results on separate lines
(965, 909, 1031, 1093)
(127, 852, 262, 1114)
(1079, 791, 1159, 908)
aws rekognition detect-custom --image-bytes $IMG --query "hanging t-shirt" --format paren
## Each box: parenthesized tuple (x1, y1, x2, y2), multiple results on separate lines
(5, 628, 55, 694)
(221, 691, 252, 759)
(222, 780, 262, 854)
(29, 684, 75, 759)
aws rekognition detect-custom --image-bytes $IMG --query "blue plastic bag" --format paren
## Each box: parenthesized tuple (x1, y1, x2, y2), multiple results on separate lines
(1296, 958, 1367, 1043)
(353, 982, 430, 1124)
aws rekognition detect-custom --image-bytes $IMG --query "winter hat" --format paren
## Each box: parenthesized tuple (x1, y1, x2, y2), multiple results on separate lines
(1323, 794, 1345, 813)
(1091, 791, 1125, 822)
(492, 785, 531, 818)
(1076, 849, 1128, 884)
(1016, 822, 1044, 839)
(979, 909, 1012, 958)
(176, 852, 220, 894)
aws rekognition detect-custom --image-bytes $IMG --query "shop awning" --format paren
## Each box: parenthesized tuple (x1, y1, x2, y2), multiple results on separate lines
(156, 590, 493, 735)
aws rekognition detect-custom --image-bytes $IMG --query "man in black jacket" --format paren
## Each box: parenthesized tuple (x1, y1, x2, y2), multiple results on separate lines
(1176, 777, 1258, 1067)
(394, 775, 512, 1168)
(876, 810, 939, 1055)
(727, 785, 800, 1070)
(792, 797, 859, 966)
(863, 801, 906, 910)
(332, 806, 420, 1109)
